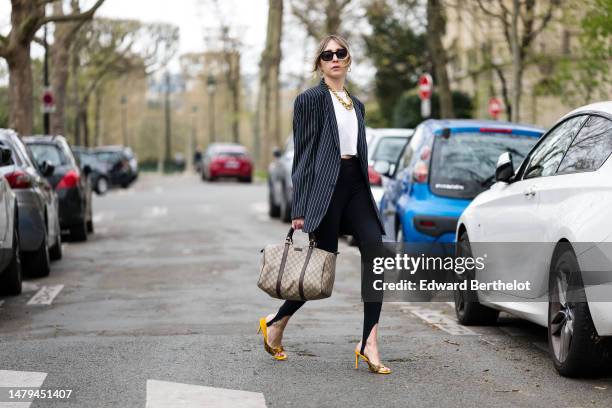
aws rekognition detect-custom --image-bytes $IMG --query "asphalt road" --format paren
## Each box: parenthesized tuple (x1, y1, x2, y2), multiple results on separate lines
(1, 173, 612, 407)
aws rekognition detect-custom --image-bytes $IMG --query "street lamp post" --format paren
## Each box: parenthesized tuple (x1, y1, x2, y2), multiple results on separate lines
(43, 23, 50, 135)
(207, 75, 217, 144)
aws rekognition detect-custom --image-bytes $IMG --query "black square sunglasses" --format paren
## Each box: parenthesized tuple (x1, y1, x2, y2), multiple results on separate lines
(320, 48, 348, 62)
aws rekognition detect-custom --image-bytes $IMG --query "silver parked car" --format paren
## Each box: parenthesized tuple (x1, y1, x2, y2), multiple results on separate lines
(0, 146, 22, 296)
(268, 136, 294, 223)
(0, 129, 62, 277)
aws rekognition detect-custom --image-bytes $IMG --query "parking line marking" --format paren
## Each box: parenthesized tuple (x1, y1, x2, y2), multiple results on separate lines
(402, 306, 477, 336)
(145, 380, 266, 408)
(21, 282, 40, 293)
(26, 285, 64, 306)
(249, 202, 268, 214)
(143, 206, 168, 218)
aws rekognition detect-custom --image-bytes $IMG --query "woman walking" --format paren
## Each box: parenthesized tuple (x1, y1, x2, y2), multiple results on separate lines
(258, 35, 391, 374)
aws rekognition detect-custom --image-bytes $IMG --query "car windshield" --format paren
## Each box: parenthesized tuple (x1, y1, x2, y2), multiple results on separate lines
(95, 151, 122, 163)
(371, 137, 408, 164)
(430, 132, 538, 199)
(28, 143, 68, 167)
(215, 150, 247, 158)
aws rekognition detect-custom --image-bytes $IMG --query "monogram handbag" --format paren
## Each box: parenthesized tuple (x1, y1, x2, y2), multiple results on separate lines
(258, 228, 337, 300)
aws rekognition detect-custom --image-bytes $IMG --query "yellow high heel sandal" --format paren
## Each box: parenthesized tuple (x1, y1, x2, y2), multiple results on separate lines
(257, 317, 287, 360)
(354, 350, 392, 374)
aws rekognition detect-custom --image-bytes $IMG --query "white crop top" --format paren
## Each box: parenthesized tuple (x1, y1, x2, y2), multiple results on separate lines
(329, 90, 358, 156)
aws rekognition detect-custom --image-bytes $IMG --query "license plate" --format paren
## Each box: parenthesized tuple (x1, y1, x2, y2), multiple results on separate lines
(225, 161, 239, 169)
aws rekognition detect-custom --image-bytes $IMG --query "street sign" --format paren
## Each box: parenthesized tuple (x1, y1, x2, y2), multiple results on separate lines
(41, 87, 55, 113)
(418, 74, 433, 101)
(488, 97, 502, 119)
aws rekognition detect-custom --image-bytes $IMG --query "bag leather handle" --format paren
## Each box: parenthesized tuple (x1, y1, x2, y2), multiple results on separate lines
(286, 227, 317, 247)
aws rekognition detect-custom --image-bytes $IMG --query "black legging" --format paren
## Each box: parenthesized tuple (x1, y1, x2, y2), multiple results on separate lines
(267, 157, 383, 355)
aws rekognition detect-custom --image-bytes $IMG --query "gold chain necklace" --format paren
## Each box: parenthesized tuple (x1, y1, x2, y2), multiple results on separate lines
(325, 82, 354, 110)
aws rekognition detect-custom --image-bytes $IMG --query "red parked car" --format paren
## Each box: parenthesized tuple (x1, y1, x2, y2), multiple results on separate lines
(201, 143, 253, 183)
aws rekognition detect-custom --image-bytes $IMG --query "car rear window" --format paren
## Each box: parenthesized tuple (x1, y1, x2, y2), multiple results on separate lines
(371, 137, 409, 164)
(430, 132, 538, 199)
(28, 143, 69, 167)
(216, 150, 248, 158)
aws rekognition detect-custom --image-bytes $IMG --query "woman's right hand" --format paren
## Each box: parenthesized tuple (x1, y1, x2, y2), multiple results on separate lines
(292, 217, 305, 230)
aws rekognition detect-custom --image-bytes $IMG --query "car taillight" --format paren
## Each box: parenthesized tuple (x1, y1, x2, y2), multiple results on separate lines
(5, 170, 32, 189)
(57, 170, 80, 189)
(418, 219, 436, 229)
(413, 161, 429, 183)
(368, 166, 382, 186)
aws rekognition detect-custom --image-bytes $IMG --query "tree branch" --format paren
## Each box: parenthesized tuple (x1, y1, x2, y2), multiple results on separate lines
(39, 0, 105, 25)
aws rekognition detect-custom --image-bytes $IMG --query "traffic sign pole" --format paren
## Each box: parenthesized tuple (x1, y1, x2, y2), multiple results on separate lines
(418, 73, 433, 118)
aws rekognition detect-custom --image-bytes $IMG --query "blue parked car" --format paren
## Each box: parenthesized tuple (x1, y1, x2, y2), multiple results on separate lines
(379, 119, 544, 245)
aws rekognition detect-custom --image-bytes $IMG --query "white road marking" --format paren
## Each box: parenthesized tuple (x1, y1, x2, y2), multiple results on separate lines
(26, 285, 64, 306)
(0, 369, 47, 407)
(181, 248, 193, 255)
(154, 187, 164, 194)
(93, 211, 115, 224)
(20, 282, 40, 293)
(145, 380, 266, 408)
(402, 305, 477, 335)
(249, 202, 267, 214)
(144, 207, 168, 218)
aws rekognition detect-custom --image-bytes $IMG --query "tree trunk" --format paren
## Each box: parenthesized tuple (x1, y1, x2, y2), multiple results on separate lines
(94, 86, 102, 146)
(426, 0, 454, 119)
(510, 0, 521, 122)
(7, 44, 34, 136)
(229, 54, 241, 143)
(256, 0, 283, 169)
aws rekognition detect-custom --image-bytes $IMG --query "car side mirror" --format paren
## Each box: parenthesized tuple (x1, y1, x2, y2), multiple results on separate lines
(83, 165, 92, 176)
(495, 152, 514, 182)
(40, 160, 55, 177)
(272, 147, 282, 158)
(373, 160, 391, 177)
(0, 148, 11, 165)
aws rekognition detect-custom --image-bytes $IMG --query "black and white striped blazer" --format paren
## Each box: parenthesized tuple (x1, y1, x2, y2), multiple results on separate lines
(290, 77, 385, 235)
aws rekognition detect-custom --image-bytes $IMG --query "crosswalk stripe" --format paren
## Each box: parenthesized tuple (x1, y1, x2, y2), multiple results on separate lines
(145, 380, 266, 408)
(26, 285, 64, 306)
(0, 370, 47, 407)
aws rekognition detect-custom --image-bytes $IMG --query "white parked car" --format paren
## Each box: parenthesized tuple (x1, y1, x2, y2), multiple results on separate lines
(454, 101, 612, 377)
(366, 128, 414, 206)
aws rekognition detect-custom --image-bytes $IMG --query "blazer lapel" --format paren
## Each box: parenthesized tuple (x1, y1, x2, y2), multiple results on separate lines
(319, 78, 340, 152)
(351, 95, 367, 161)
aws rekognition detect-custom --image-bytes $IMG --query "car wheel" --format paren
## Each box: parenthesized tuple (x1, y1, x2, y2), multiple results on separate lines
(70, 219, 88, 242)
(453, 232, 499, 325)
(547, 243, 612, 377)
(268, 181, 280, 218)
(95, 177, 109, 195)
(280, 187, 292, 223)
(0, 223, 22, 296)
(24, 233, 50, 278)
(49, 229, 62, 261)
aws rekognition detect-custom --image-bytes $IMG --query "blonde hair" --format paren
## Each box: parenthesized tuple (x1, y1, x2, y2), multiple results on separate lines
(312, 34, 352, 74)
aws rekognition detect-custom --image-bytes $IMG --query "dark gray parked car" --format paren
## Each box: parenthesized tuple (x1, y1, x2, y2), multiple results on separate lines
(268, 136, 294, 223)
(0, 130, 61, 277)
(25, 136, 93, 242)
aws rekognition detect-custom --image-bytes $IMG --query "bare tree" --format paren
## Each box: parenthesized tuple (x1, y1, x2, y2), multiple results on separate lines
(0, 0, 105, 136)
(290, 0, 354, 38)
(255, 0, 284, 168)
(71, 18, 179, 145)
(475, 0, 561, 121)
